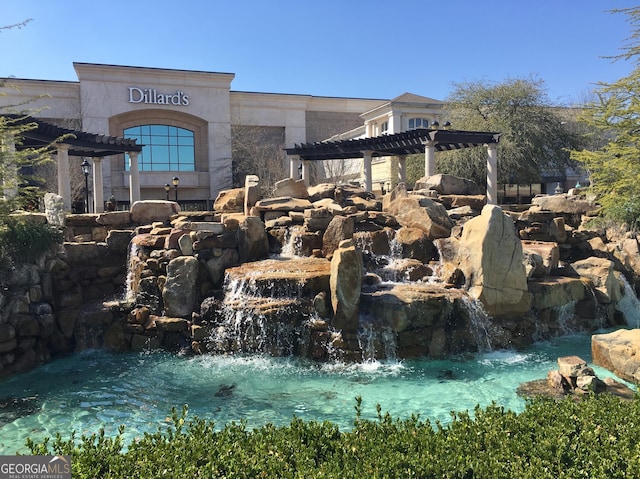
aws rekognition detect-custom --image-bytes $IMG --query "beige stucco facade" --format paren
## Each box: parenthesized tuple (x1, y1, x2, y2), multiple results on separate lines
(1, 63, 446, 210)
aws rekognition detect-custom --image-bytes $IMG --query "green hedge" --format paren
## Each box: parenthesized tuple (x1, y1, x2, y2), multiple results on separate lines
(25, 394, 640, 478)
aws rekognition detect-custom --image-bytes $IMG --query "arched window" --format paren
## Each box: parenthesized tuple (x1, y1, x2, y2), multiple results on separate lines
(124, 124, 195, 171)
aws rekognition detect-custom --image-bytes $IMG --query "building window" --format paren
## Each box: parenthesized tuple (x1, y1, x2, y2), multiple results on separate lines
(381, 121, 389, 135)
(124, 124, 195, 171)
(408, 118, 430, 130)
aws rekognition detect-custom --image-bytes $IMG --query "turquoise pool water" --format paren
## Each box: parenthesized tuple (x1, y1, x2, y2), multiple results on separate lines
(0, 332, 628, 454)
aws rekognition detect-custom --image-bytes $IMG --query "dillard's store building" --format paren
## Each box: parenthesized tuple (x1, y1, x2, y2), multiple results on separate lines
(1, 62, 411, 212)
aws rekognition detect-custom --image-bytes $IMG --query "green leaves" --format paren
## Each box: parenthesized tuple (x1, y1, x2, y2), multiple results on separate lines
(24, 394, 640, 478)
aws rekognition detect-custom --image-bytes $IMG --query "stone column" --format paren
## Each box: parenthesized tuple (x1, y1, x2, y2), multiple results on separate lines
(290, 155, 300, 179)
(361, 151, 373, 192)
(486, 143, 498, 205)
(302, 160, 311, 186)
(128, 151, 141, 206)
(92, 157, 104, 212)
(56, 144, 71, 211)
(423, 141, 435, 177)
(398, 156, 407, 185)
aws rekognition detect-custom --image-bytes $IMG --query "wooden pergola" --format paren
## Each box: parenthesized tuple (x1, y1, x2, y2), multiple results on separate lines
(4, 115, 143, 212)
(285, 128, 501, 203)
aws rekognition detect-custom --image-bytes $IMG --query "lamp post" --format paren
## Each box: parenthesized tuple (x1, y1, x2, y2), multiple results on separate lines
(81, 159, 91, 213)
(172, 176, 179, 202)
(164, 184, 171, 200)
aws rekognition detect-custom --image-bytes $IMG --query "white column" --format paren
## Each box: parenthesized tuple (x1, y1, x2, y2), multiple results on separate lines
(128, 151, 141, 206)
(56, 144, 71, 211)
(398, 156, 407, 185)
(362, 150, 373, 192)
(290, 155, 300, 179)
(92, 157, 104, 213)
(302, 160, 311, 186)
(486, 143, 498, 205)
(424, 141, 435, 177)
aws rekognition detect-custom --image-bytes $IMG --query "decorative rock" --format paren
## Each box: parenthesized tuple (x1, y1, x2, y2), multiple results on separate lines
(330, 240, 363, 333)
(237, 216, 269, 263)
(96, 211, 132, 226)
(592, 328, 640, 383)
(415, 174, 483, 195)
(162, 256, 200, 317)
(44, 192, 66, 227)
(154, 316, 189, 332)
(273, 178, 309, 199)
(130, 200, 181, 224)
(322, 215, 354, 259)
(214, 188, 245, 212)
(531, 194, 597, 215)
(557, 355, 589, 379)
(571, 257, 622, 304)
(395, 227, 436, 263)
(384, 196, 454, 240)
(244, 175, 261, 215)
(255, 197, 312, 212)
(456, 205, 531, 319)
(105, 230, 134, 252)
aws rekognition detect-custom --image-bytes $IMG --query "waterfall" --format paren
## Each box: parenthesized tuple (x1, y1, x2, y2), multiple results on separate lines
(357, 322, 397, 362)
(616, 275, 640, 328)
(207, 274, 311, 356)
(279, 225, 304, 258)
(460, 295, 493, 353)
(124, 243, 142, 302)
(556, 300, 577, 335)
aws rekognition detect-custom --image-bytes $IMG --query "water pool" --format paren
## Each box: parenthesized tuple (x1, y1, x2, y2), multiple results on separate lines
(0, 332, 628, 454)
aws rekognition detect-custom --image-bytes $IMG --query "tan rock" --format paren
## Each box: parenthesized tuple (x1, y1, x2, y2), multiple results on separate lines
(130, 200, 181, 224)
(456, 205, 531, 319)
(214, 188, 245, 213)
(592, 328, 640, 383)
(330, 240, 363, 333)
(571, 257, 622, 304)
(384, 196, 454, 240)
(273, 178, 309, 199)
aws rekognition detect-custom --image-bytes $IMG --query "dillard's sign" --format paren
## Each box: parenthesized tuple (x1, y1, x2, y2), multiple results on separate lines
(128, 87, 189, 106)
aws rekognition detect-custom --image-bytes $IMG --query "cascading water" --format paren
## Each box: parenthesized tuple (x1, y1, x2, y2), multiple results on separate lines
(124, 243, 142, 302)
(616, 275, 640, 328)
(460, 295, 493, 353)
(207, 272, 314, 356)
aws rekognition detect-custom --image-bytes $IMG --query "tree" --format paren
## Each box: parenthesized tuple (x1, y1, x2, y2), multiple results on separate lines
(571, 7, 640, 227)
(230, 124, 288, 197)
(418, 78, 584, 187)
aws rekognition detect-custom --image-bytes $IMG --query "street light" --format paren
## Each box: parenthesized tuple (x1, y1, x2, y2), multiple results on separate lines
(164, 183, 171, 200)
(172, 176, 179, 202)
(81, 159, 91, 213)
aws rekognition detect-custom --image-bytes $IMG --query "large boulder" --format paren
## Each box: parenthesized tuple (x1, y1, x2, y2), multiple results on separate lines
(322, 215, 354, 259)
(273, 178, 309, 199)
(330, 239, 363, 333)
(571, 257, 622, 304)
(456, 205, 531, 319)
(214, 188, 245, 213)
(530, 194, 597, 215)
(592, 329, 640, 383)
(237, 215, 269, 263)
(162, 256, 200, 317)
(130, 200, 180, 224)
(384, 196, 454, 240)
(414, 174, 483, 195)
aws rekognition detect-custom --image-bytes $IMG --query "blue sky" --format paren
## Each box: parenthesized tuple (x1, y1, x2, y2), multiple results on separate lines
(2, 1, 639, 105)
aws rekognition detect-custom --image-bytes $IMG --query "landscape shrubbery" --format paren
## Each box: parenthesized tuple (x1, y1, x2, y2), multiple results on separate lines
(26, 394, 640, 478)
(0, 215, 62, 281)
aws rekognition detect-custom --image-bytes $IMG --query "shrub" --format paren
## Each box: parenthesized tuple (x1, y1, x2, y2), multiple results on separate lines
(24, 394, 640, 478)
(0, 215, 63, 281)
